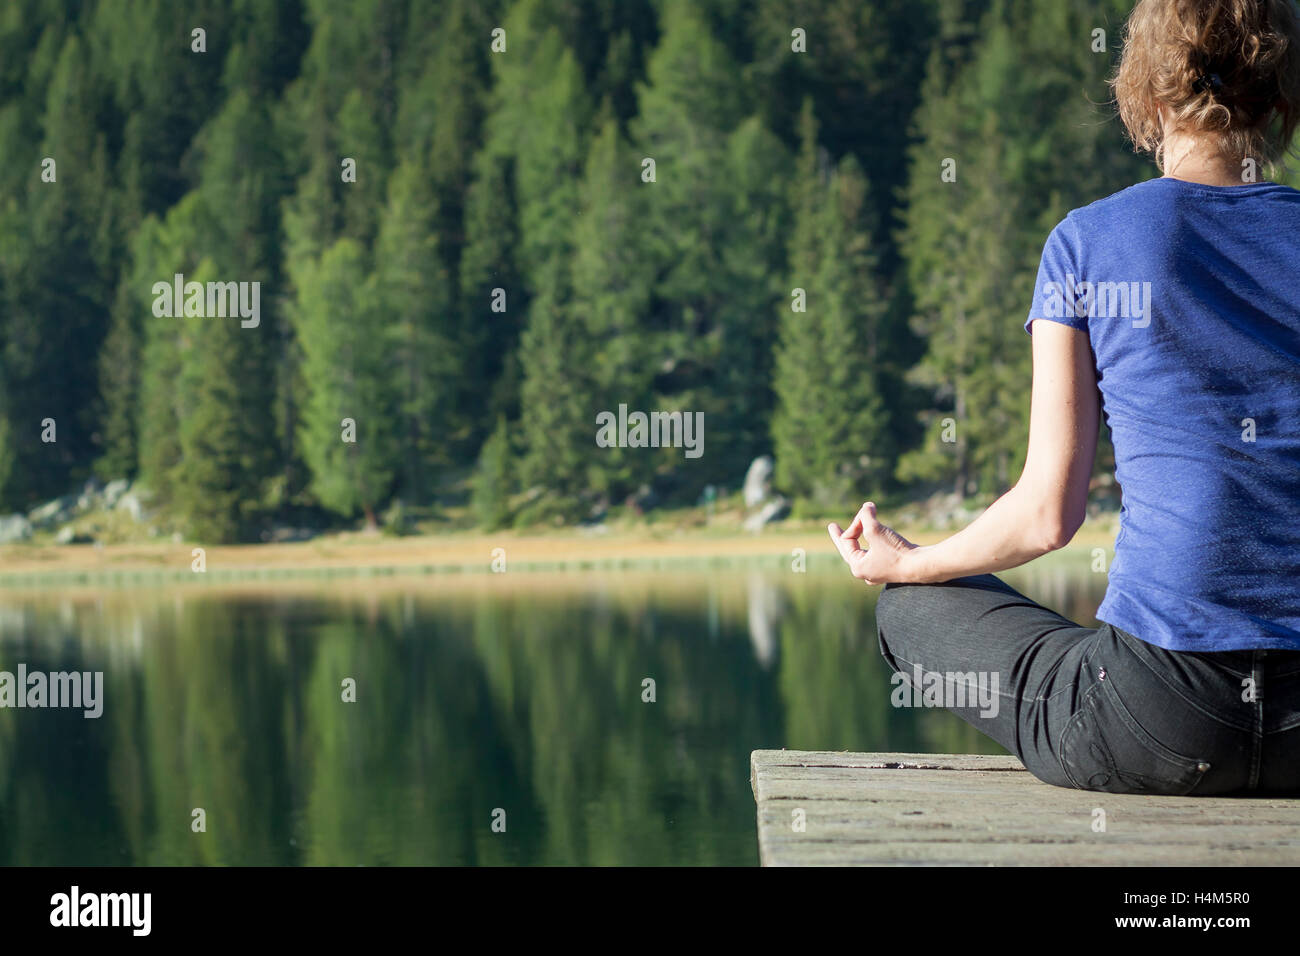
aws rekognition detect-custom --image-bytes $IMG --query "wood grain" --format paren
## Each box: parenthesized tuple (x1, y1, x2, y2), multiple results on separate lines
(751, 750, 1300, 866)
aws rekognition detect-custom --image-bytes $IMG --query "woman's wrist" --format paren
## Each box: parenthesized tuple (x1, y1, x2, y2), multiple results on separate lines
(897, 545, 932, 584)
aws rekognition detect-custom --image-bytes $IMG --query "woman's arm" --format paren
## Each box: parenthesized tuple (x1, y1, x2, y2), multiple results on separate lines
(828, 320, 1101, 585)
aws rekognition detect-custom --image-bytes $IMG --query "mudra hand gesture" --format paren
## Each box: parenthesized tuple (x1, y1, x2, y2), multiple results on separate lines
(827, 501, 918, 585)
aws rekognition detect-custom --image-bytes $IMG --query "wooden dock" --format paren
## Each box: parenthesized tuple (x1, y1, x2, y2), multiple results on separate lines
(751, 750, 1300, 866)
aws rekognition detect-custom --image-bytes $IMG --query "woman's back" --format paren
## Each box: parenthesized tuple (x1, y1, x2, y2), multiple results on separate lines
(839, 0, 1300, 796)
(1029, 178, 1300, 650)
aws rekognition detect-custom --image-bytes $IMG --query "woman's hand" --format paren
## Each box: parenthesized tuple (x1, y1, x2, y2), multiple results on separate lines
(827, 502, 919, 585)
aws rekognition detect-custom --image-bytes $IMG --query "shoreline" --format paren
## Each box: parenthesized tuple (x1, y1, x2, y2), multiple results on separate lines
(0, 522, 1118, 588)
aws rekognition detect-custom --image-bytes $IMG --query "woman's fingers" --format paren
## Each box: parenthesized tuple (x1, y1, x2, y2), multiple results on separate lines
(830, 503, 906, 586)
(827, 522, 860, 564)
(840, 501, 879, 541)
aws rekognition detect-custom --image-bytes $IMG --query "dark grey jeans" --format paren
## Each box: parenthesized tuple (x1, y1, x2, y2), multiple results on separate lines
(875, 573, 1300, 795)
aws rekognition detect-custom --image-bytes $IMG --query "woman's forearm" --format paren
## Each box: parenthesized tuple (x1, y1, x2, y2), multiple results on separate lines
(901, 483, 1071, 584)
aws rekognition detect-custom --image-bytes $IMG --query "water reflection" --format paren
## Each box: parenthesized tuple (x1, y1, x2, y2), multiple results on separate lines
(745, 572, 781, 668)
(0, 565, 1106, 865)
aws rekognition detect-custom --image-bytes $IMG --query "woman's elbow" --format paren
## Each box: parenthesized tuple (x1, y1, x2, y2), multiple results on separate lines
(1039, 505, 1085, 552)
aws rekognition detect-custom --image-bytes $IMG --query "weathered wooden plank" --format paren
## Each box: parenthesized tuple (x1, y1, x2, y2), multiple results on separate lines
(751, 750, 1300, 866)
(755, 841, 1295, 866)
(754, 754, 1024, 780)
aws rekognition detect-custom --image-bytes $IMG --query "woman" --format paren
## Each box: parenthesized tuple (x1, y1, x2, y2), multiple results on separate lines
(829, 0, 1300, 795)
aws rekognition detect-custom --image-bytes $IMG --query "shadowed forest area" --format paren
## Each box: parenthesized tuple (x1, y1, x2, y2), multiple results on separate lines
(2, 0, 1293, 543)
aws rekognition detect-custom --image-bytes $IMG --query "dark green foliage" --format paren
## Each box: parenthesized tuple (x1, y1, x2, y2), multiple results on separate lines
(374, 158, 455, 499)
(773, 102, 890, 512)
(292, 239, 397, 527)
(898, 0, 1146, 496)
(472, 415, 513, 531)
(0, 0, 1192, 535)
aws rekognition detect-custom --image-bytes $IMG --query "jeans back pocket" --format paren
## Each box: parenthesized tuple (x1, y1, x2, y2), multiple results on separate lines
(1059, 675, 1210, 795)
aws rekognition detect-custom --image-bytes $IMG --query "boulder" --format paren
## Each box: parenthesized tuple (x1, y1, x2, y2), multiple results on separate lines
(54, 526, 94, 545)
(28, 495, 76, 528)
(103, 478, 130, 508)
(742, 455, 775, 509)
(0, 513, 32, 544)
(75, 477, 104, 512)
(116, 491, 145, 522)
(743, 495, 790, 532)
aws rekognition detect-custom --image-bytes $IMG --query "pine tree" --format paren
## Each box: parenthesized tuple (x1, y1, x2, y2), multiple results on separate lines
(633, 0, 788, 487)
(771, 102, 828, 500)
(417, 0, 497, 461)
(293, 239, 397, 526)
(95, 276, 142, 480)
(166, 91, 283, 537)
(134, 204, 200, 507)
(472, 415, 513, 531)
(485, 13, 595, 518)
(1, 33, 114, 503)
(175, 259, 261, 541)
(373, 159, 454, 500)
(748, 0, 938, 266)
(92, 0, 232, 218)
(515, 265, 595, 520)
(459, 149, 522, 424)
(569, 112, 655, 499)
(773, 101, 889, 511)
(712, 114, 793, 478)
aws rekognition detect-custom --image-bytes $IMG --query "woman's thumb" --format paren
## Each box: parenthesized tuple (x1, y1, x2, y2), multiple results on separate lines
(838, 501, 880, 540)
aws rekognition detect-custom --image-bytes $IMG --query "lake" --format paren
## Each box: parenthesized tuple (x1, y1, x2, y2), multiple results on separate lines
(0, 562, 1106, 865)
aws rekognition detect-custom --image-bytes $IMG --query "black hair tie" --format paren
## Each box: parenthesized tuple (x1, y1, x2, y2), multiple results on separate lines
(1193, 72, 1224, 95)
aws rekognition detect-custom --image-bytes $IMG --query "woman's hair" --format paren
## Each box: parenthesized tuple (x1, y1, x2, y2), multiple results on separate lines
(1112, 0, 1300, 169)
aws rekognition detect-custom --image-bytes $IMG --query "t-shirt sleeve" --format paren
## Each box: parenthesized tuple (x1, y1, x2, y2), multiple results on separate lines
(1024, 216, 1087, 335)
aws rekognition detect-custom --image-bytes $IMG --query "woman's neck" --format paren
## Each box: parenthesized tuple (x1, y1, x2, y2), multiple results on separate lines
(1161, 131, 1253, 186)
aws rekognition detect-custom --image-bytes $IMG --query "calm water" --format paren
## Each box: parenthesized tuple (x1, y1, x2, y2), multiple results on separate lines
(0, 564, 1105, 865)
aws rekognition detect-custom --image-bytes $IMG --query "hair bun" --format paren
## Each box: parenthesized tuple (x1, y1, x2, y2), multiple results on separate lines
(1112, 0, 1300, 168)
(1192, 72, 1225, 95)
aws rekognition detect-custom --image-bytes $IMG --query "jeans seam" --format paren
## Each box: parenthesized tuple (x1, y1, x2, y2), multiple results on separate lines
(1267, 715, 1300, 734)
(1114, 628, 1257, 733)
(1057, 683, 1100, 789)
(891, 652, 1041, 703)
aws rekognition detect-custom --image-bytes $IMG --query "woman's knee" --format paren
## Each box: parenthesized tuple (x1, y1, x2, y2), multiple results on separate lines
(874, 583, 902, 634)
(874, 582, 914, 623)
(875, 582, 942, 640)
(875, 583, 920, 668)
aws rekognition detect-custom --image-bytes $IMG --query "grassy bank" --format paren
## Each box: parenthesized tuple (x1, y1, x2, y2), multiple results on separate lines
(0, 517, 1120, 587)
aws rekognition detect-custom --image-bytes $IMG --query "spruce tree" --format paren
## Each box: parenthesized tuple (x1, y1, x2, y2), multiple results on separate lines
(374, 158, 454, 501)
(472, 415, 513, 531)
(168, 91, 283, 538)
(485, 16, 594, 518)
(293, 239, 397, 527)
(773, 101, 889, 511)
(633, 0, 788, 488)
(134, 204, 200, 508)
(569, 112, 655, 499)
(459, 149, 522, 425)
(1, 33, 113, 503)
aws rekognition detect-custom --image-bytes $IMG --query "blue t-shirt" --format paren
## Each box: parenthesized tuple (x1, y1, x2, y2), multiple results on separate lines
(1026, 177, 1300, 652)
